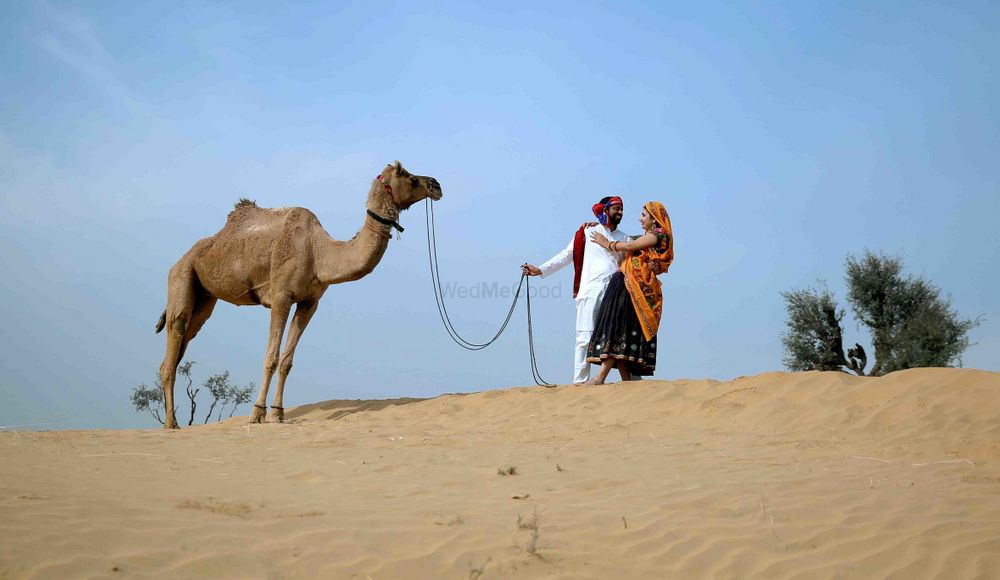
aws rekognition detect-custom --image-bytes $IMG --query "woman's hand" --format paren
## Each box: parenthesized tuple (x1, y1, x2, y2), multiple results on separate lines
(589, 231, 609, 249)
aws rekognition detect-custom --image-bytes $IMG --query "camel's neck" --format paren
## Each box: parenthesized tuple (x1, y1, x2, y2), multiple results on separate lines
(315, 176, 397, 285)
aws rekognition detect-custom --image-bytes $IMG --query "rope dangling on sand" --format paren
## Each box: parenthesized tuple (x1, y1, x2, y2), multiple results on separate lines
(524, 275, 554, 387)
(424, 200, 554, 387)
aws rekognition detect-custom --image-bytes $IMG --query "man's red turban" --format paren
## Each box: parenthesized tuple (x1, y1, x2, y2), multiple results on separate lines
(592, 196, 623, 224)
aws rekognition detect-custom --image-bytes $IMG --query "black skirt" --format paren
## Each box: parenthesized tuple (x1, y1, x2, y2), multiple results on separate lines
(586, 271, 657, 376)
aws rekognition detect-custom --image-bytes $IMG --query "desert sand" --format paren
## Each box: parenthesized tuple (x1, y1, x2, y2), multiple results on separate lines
(2, 368, 999, 579)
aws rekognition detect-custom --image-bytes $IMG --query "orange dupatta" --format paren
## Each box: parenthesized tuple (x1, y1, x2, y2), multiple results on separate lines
(622, 201, 674, 341)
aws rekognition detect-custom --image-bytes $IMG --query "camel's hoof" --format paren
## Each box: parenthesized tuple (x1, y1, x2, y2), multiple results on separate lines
(249, 406, 267, 424)
(267, 410, 285, 423)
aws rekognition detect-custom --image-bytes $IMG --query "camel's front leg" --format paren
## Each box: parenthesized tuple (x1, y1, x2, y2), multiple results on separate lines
(250, 295, 292, 424)
(269, 299, 320, 423)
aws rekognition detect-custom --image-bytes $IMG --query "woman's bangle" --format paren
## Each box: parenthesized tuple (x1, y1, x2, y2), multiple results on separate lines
(610, 241, 617, 251)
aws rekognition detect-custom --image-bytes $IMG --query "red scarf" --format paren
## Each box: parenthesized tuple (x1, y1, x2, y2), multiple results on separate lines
(572, 225, 587, 298)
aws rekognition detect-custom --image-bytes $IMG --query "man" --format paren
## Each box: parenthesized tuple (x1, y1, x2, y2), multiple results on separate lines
(522, 196, 630, 384)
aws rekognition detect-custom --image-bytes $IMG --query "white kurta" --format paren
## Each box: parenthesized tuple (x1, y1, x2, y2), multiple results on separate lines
(539, 225, 630, 384)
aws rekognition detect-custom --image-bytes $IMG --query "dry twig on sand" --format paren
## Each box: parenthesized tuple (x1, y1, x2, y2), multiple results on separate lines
(850, 455, 892, 463)
(80, 452, 165, 458)
(497, 464, 517, 476)
(468, 557, 491, 580)
(912, 458, 975, 466)
(516, 508, 542, 557)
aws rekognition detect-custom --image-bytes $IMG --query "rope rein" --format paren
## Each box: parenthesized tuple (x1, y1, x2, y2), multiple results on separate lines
(524, 275, 554, 387)
(424, 199, 554, 386)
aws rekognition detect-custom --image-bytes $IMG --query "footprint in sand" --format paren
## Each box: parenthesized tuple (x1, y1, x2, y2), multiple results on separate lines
(287, 470, 325, 484)
(176, 498, 253, 518)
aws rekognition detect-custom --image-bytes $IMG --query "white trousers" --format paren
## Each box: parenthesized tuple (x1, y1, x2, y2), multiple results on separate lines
(573, 293, 604, 384)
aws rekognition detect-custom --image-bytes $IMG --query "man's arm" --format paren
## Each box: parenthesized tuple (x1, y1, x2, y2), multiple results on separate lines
(532, 237, 575, 278)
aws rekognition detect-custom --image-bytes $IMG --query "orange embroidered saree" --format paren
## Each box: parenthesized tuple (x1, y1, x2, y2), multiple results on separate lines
(622, 202, 674, 341)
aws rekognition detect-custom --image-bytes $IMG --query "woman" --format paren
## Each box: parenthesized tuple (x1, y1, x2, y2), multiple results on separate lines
(585, 201, 674, 385)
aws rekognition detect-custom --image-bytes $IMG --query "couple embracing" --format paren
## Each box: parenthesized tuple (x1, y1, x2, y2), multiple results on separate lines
(522, 197, 674, 385)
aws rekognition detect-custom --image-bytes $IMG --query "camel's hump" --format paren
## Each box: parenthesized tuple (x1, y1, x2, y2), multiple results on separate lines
(227, 198, 305, 218)
(228, 199, 306, 215)
(223, 202, 321, 231)
(228, 198, 258, 216)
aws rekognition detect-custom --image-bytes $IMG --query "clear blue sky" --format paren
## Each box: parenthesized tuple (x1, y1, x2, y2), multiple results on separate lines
(2, 1, 998, 429)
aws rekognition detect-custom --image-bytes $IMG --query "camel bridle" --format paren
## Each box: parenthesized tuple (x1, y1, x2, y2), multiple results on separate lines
(368, 174, 405, 236)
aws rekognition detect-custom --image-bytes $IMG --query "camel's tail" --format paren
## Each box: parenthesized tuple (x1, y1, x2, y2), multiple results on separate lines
(155, 310, 166, 334)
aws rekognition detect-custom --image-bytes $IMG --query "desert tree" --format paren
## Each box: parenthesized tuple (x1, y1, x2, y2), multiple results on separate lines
(202, 371, 232, 424)
(177, 360, 198, 426)
(132, 366, 254, 426)
(201, 371, 254, 422)
(780, 283, 867, 375)
(131, 380, 166, 425)
(226, 382, 254, 419)
(845, 250, 979, 375)
(781, 250, 978, 376)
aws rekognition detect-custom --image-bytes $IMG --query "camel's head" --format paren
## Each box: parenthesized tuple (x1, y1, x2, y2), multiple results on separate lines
(381, 161, 443, 210)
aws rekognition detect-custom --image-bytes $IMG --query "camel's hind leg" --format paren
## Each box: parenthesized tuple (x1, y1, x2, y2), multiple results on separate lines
(170, 294, 218, 426)
(158, 257, 219, 428)
(159, 267, 197, 429)
(178, 294, 218, 364)
(269, 298, 320, 423)
(159, 331, 184, 429)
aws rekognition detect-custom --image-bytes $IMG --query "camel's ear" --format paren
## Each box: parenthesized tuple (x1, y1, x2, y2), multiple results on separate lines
(393, 160, 403, 176)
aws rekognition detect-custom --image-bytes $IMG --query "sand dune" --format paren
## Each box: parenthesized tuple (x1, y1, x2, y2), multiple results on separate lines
(2, 368, 999, 578)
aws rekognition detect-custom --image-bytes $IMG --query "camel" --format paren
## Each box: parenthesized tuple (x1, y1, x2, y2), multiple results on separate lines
(155, 161, 442, 429)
